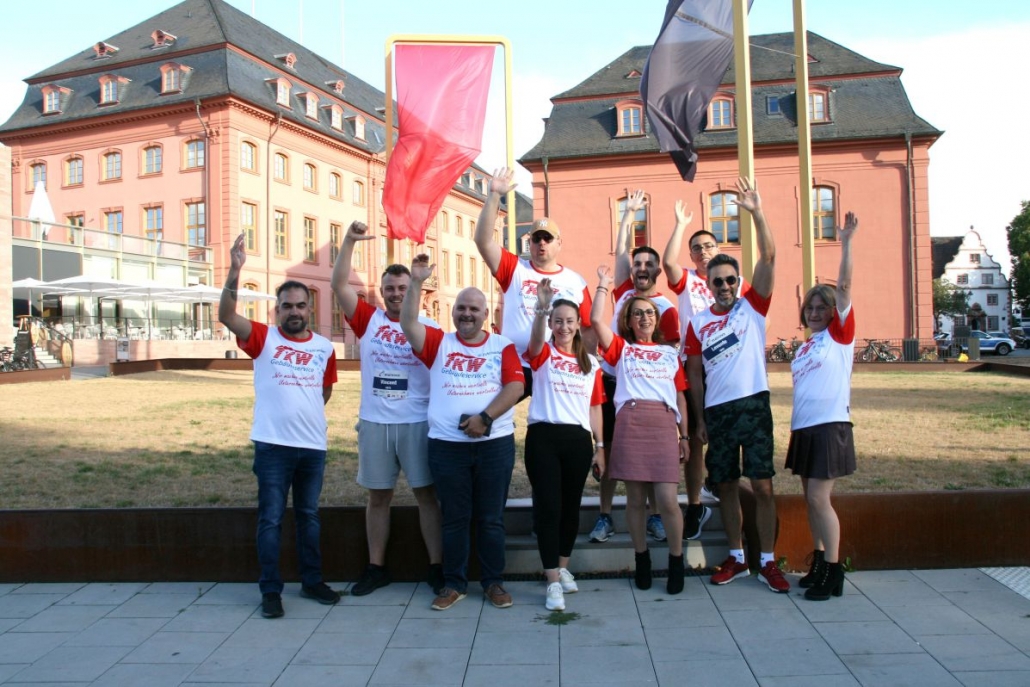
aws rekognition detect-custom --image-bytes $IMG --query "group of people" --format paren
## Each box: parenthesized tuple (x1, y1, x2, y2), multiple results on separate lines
(217, 168, 860, 618)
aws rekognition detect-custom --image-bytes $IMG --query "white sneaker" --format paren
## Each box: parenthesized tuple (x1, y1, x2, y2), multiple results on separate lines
(558, 568, 578, 594)
(701, 484, 720, 503)
(545, 582, 565, 611)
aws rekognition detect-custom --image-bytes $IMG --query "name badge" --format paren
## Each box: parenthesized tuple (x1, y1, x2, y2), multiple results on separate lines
(704, 326, 741, 365)
(373, 369, 409, 399)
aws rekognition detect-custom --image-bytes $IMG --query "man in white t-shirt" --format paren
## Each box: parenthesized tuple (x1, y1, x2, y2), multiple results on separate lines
(400, 256, 525, 612)
(219, 234, 341, 620)
(331, 221, 443, 598)
(474, 167, 594, 396)
(683, 177, 790, 594)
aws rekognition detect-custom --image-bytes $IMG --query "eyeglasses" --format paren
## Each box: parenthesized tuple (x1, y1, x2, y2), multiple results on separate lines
(531, 233, 555, 244)
(690, 242, 718, 254)
(710, 275, 738, 288)
(630, 309, 657, 318)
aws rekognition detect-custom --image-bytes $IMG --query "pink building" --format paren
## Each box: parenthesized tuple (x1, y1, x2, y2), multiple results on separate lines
(520, 34, 941, 343)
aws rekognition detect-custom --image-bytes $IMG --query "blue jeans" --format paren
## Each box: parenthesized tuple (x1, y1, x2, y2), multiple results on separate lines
(253, 441, 326, 594)
(428, 436, 515, 593)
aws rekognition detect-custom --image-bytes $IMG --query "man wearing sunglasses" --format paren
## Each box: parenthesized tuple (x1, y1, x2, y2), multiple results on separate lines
(683, 177, 790, 594)
(475, 167, 594, 396)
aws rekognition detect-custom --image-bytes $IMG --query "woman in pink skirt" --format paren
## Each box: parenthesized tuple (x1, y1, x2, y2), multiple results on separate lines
(590, 265, 688, 593)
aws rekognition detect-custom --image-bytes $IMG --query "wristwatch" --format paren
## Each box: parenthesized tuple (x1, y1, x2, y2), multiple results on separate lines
(479, 411, 494, 429)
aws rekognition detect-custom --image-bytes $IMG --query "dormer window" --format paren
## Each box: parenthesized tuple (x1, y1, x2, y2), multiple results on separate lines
(150, 30, 177, 48)
(326, 104, 343, 130)
(615, 99, 644, 137)
(302, 92, 318, 120)
(269, 77, 292, 107)
(808, 89, 830, 123)
(625, 69, 642, 79)
(93, 41, 119, 59)
(275, 52, 297, 69)
(99, 74, 130, 105)
(326, 80, 345, 94)
(348, 115, 366, 140)
(159, 63, 191, 94)
(707, 95, 735, 130)
(41, 85, 70, 115)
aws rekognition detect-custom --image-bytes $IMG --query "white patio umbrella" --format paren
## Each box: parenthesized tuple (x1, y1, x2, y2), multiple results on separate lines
(44, 276, 150, 335)
(236, 286, 277, 302)
(11, 277, 84, 318)
(26, 180, 56, 240)
(111, 279, 189, 339)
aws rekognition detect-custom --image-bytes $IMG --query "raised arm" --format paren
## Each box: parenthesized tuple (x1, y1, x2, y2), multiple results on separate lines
(474, 167, 517, 275)
(527, 277, 554, 359)
(330, 220, 375, 319)
(836, 212, 858, 313)
(218, 234, 253, 342)
(400, 256, 432, 354)
(615, 190, 647, 285)
(662, 200, 694, 287)
(736, 177, 775, 298)
(590, 265, 616, 351)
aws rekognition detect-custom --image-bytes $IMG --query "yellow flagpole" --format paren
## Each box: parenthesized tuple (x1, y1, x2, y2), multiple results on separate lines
(794, 0, 815, 300)
(733, 0, 756, 280)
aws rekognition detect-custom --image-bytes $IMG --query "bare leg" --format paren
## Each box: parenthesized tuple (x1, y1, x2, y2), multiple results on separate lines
(412, 484, 443, 565)
(653, 482, 683, 556)
(719, 480, 743, 549)
(624, 481, 648, 553)
(750, 477, 777, 553)
(645, 483, 658, 515)
(366, 488, 394, 566)
(805, 478, 839, 562)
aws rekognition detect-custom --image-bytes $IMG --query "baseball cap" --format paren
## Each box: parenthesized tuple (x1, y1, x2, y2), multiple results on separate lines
(531, 218, 560, 239)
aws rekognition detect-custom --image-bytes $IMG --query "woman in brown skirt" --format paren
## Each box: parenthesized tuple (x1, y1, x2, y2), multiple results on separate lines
(590, 265, 688, 593)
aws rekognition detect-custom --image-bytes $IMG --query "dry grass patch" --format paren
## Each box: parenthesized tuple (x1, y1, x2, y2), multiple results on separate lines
(0, 368, 1028, 508)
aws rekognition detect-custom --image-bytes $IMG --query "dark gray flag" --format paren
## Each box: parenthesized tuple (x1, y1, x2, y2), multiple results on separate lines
(641, 0, 753, 181)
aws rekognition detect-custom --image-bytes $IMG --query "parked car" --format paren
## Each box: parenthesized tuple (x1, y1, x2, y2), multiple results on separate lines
(1009, 327, 1029, 349)
(962, 330, 1015, 356)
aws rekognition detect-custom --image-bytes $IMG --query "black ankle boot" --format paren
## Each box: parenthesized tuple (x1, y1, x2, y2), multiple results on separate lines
(635, 550, 652, 590)
(667, 553, 685, 595)
(799, 549, 825, 589)
(805, 561, 844, 601)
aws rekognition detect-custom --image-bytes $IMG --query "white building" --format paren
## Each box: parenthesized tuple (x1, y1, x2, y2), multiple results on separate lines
(938, 229, 1012, 333)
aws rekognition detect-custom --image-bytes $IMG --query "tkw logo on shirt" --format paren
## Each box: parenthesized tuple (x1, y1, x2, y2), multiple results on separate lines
(273, 345, 314, 366)
(551, 356, 582, 374)
(444, 351, 486, 373)
(375, 325, 408, 346)
(625, 347, 664, 362)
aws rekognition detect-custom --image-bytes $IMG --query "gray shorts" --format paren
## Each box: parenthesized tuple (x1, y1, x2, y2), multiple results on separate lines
(356, 419, 432, 490)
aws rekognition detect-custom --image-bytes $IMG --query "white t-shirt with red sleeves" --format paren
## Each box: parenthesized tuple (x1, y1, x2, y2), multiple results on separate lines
(346, 299, 436, 424)
(600, 336, 686, 423)
(601, 279, 681, 375)
(684, 289, 771, 409)
(524, 343, 605, 433)
(494, 249, 591, 357)
(669, 269, 749, 361)
(791, 305, 856, 430)
(238, 322, 338, 451)
(414, 328, 526, 442)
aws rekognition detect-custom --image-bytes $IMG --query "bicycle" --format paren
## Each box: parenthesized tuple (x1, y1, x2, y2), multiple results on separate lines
(766, 336, 801, 362)
(856, 339, 901, 362)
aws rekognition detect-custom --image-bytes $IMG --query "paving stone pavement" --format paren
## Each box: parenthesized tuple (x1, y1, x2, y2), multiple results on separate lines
(1, 569, 1029, 686)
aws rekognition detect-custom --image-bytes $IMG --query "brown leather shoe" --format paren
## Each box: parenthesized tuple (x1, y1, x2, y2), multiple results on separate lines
(485, 583, 513, 608)
(431, 587, 466, 611)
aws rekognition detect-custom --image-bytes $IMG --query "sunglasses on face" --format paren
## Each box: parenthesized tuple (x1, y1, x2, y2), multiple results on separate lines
(531, 233, 555, 244)
(711, 275, 738, 288)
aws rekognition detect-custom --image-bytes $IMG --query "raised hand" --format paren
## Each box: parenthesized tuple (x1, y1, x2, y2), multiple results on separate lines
(411, 256, 435, 282)
(674, 200, 693, 226)
(346, 220, 374, 241)
(537, 277, 554, 309)
(625, 189, 647, 213)
(596, 264, 614, 289)
(230, 233, 246, 270)
(733, 177, 762, 214)
(838, 211, 859, 241)
(489, 167, 518, 196)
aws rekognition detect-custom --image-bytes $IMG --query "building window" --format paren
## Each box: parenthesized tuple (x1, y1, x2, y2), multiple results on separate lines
(144, 206, 163, 240)
(456, 216, 464, 237)
(988, 315, 999, 330)
(353, 180, 365, 205)
(456, 253, 464, 286)
(987, 294, 999, 306)
(330, 106, 343, 130)
(482, 263, 489, 292)
(970, 253, 981, 265)
(709, 192, 740, 244)
(64, 157, 83, 186)
(243, 282, 259, 321)
(274, 153, 288, 182)
(441, 211, 449, 233)
(105, 210, 123, 234)
(378, 237, 387, 269)
(304, 217, 317, 262)
(275, 79, 291, 106)
(162, 68, 180, 93)
(330, 223, 342, 264)
(102, 151, 122, 180)
(143, 145, 162, 175)
(352, 239, 364, 270)
(241, 141, 256, 172)
(351, 116, 366, 140)
(623, 107, 642, 135)
(30, 162, 46, 190)
(44, 89, 61, 114)
(67, 214, 85, 228)
(101, 79, 119, 104)
(241, 202, 257, 252)
(442, 250, 450, 285)
(184, 139, 205, 169)
(305, 93, 318, 119)
(329, 172, 341, 199)
(956, 274, 968, 285)
(812, 186, 836, 240)
(185, 202, 206, 245)
(469, 220, 475, 237)
(470, 257, 477, 288)
(708, 98, 734, 129)
(982, 273, 994, 286)
(617, 195, 648, 247)
(766, 95, 781, 115)
(274, 211, 289, 257)
(303, 163, 316, 191)
(332, 295, 344, 334)
(808, 92, 828, 122)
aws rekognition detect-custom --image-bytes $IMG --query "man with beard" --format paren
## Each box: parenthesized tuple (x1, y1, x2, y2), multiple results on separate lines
(400, 256, 525, 611)
(683, 178, 790, 594)
(590, 190, 681, 545)
(474, 167, 593, 395)
(219, 233, 341, 619)
(330, 221, 444, 598)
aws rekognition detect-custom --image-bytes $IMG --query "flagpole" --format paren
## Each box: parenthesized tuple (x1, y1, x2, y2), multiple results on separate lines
(794, 0, 815, 301)
(732, 0, 756, 281)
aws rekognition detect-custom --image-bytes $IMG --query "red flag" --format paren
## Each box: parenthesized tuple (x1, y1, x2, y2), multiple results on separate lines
(384, 44, 494, 243)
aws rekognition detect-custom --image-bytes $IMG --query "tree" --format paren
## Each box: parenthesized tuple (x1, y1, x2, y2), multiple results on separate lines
(933, 278, 969, 330)
(1008, 200, 1030, 316)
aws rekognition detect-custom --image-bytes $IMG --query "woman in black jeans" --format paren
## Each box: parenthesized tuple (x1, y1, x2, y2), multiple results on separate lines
(524, 278, 605, 612)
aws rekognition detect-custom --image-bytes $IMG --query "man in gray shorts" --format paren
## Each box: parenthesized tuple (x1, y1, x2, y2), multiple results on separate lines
(331, 221, 444, 596)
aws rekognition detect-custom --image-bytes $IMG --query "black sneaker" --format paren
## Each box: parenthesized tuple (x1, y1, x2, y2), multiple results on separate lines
(261, 592, 284, 618)
(683, 504, 712, 540)
(427, 563, 445, 596)
(351, 564, 391, 597)
(300, 582, 341, 605)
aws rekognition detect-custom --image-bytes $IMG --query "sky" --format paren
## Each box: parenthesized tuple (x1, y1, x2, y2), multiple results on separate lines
(1, 0, 1028, 273)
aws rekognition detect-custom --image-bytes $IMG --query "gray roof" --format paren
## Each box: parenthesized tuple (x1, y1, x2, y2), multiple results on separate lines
(522, 31, 940, 164)
(932, 237, 964, 280)
(1, 0, 389, 151)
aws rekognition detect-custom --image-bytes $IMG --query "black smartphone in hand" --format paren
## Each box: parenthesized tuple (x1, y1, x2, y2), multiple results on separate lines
(591, 462, 601, 482)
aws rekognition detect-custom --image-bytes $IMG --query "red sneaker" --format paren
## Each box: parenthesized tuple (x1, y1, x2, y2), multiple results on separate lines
(759, 561, 791, 593)
(710, 556, 750, 585)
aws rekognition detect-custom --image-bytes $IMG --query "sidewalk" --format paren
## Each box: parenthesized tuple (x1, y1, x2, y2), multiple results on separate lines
(2, 568, 1029, 686)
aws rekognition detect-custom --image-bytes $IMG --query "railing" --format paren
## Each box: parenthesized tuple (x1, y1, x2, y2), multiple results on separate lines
(26, 316, 230, 342)
(12, 217, 214, 263)
(765, 338, 947, 363)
